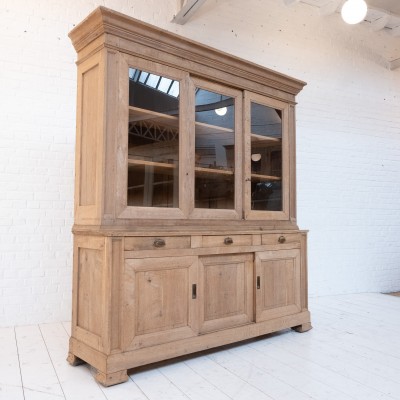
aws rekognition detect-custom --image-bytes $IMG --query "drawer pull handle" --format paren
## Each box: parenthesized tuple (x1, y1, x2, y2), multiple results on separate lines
(153, 238, 166, 248)
(224, 237, 233, 245)
(257, 276, 261, 290)
(278, 236, 286, 244)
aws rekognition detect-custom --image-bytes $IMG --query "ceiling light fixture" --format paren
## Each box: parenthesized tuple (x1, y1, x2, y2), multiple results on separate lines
(251, 153, 262, 162)
(341, 0, 368, 25)
(215, 107, 227, 116)
(215, 94, 228, 116)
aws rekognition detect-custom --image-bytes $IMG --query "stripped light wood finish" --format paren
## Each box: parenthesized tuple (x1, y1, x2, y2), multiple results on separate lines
(198, 253, 254, 333)
(255, 249, 302, 322)
(68, 7, 310, 386)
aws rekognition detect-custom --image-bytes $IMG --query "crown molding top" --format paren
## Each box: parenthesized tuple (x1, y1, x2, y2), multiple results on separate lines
(69, 7, 306, 97)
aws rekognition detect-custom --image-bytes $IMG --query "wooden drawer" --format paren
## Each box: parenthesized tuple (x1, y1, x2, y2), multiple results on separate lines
(261, 233, 301, 246)
(201, 234, 254, 248)
(124, 236, 191, 251)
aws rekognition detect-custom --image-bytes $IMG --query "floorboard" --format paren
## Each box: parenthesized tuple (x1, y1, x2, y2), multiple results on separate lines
(38, 322, 106, 400)
(248, 337, 392, 400)
(1, 293, 399, 400)
(0, 327, 24, 400)
(15, 325, 64, 400)
(184, 355, 272, 400)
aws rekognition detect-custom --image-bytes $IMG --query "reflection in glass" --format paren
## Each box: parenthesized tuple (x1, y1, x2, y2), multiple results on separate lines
(250, 102, 282, 211)
(194, 88, 235, 209)
(127, 68, 179, 207)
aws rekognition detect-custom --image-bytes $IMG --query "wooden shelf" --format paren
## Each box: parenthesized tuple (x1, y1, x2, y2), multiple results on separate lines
(129, 159, 280, 182)
(129, 107, 179, 130)
(129, 106, 234, 135)
(195, 166, 234, 179)
(251, 173, 281, 181)
(128, 158, 177, 173)
(128, 180, 174, 190)
(195, 121, 234, 135)
(251, 133, 281, 147)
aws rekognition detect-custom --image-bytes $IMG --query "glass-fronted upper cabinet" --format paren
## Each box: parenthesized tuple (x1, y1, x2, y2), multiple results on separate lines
(70, 8, 305, 229)
(122, 57, 290, 221)
(245, 92, 289, 220)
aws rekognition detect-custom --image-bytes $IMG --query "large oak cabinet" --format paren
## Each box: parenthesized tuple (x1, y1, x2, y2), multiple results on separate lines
(67, 7, 311, 386)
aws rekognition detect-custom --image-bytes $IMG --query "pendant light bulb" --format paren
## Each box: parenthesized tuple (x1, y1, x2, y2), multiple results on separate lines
(341, 0, 368, 25)
(215, 107, 227, 116)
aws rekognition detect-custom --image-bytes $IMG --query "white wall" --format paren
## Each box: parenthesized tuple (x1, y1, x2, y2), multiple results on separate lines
(1, 0, 399, 327)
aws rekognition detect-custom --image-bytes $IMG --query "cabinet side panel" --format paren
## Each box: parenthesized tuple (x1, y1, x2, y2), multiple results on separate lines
(77, 247, 103, 335)
(110, 238, 122, 350)
(289, 104, 297, 225)
(104, 51, 119, 220)
(79, 65, 99, 206)
(300, 233, 309, 311)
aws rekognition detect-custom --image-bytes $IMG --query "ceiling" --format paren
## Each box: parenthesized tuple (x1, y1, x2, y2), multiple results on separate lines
(174, 0, 400, 70)
(300, 0, 400, 69)
(366, 0, 400, 15)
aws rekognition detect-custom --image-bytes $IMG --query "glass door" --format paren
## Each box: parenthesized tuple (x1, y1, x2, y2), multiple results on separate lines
(189, 79, 242, 219)
(127, 67, 180, 208)
(118, 55, 189, 219)
(244, 92, 289, 220)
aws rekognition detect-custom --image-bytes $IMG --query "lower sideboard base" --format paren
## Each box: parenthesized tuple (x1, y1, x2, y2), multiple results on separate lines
(67, 310, 311, 386)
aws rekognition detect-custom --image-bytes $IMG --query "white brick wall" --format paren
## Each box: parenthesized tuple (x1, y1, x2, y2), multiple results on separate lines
(1, 0, 399, 326)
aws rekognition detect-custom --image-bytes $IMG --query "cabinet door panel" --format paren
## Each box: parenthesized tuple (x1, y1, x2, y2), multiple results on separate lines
(255, 249, 301, 321)
(123, 256, 198, 350)
(189, 78, 243, 220)
(199, 254, 253, 333)
(244, 92, 290, 221)
(117, 54, 189, 220)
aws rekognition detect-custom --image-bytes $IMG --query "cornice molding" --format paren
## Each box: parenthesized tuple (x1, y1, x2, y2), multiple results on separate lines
(69, 7, 306, 97)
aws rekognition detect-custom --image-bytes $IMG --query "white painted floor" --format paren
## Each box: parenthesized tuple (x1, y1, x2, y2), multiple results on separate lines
(1, 292, 400, 400)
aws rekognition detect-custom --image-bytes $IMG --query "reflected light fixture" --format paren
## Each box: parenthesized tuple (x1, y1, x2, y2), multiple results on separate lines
(341, 0, 368, 24)
(215, 107, 227, 116)
(251, 153, 262, 162)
